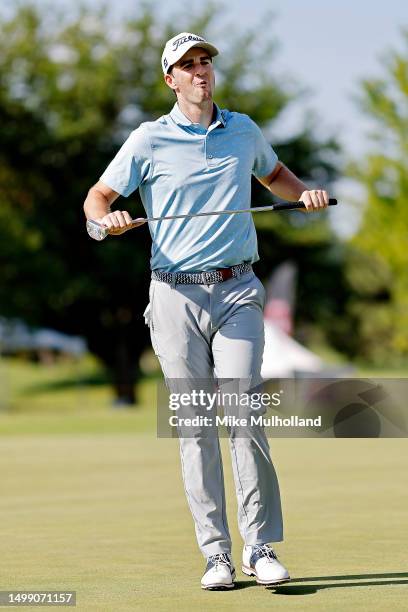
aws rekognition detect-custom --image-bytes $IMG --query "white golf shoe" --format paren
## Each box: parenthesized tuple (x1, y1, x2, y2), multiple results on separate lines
(242, 544, 290, 585)
(201, 553, 236, 590)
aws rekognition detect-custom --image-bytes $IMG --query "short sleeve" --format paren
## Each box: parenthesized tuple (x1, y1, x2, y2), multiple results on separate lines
(250, 119, 278, 179)
(99, 126, 152, 197)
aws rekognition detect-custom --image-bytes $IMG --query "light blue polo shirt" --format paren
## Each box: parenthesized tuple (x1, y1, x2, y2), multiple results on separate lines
(100, 103, 278, 272)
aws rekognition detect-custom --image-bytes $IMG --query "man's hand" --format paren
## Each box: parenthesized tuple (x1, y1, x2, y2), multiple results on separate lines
(299, 189, 329, 212)
(96, 210, 138, 235)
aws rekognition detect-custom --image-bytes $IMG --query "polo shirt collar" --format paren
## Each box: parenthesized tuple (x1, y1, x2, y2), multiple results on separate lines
(170, 102, 226, 128)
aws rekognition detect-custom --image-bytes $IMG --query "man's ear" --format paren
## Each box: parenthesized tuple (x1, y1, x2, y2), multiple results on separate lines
(164, 72, 177, 91)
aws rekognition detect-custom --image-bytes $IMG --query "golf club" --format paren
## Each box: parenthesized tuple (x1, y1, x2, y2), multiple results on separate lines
(86, 198, 338, 241)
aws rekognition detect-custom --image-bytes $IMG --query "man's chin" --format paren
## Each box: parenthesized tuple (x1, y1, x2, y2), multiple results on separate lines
(182, 91, 213, 105)
(196, 90, 213, 102)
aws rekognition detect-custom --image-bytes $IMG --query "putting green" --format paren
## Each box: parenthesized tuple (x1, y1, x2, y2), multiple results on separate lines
(1, 430, 407, 611)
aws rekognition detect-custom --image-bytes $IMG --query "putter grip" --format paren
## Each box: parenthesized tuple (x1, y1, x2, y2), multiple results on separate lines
(273, 198, 337, 211)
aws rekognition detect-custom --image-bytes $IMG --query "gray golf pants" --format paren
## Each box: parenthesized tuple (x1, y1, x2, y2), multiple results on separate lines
(147, 269, 283, 557)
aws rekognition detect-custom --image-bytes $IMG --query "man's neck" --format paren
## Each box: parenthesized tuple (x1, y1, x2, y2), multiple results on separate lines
(176, 98, 214, 129)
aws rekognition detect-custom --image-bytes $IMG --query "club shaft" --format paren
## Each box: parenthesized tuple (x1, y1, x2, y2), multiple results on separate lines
(143, 204, 278, 222)
(134, 198, 337, 224)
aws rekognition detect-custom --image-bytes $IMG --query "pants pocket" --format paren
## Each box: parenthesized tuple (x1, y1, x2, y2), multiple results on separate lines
(143, 303, 151, 326)
(147, 281, 162, 357)
(143, 280, 157, 329)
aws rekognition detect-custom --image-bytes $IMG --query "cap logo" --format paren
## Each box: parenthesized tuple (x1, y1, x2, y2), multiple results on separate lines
(171, 34, 205, 52)
(163, 57, 168, 69)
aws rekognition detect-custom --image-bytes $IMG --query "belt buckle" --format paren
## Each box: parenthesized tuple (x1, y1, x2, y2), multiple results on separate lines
(223, 268, 233, 281)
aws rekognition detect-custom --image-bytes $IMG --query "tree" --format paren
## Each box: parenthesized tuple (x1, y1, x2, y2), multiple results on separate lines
(0, 3, 341, 402)
(343, 31, 408, 363)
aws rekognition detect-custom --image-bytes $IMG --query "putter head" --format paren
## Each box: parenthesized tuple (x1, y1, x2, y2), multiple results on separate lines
(86, 219, 109, 241)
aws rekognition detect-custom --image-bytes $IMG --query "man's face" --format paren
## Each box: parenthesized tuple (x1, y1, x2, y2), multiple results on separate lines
(165, 47, 215, 104)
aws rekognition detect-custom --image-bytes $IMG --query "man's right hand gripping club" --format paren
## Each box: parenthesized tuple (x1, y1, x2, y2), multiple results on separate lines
(95, 210, 144, 236)
(83, 181, 143, 238)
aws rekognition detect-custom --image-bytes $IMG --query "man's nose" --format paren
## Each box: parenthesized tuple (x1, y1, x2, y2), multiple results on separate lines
(194, 62, 209, 76)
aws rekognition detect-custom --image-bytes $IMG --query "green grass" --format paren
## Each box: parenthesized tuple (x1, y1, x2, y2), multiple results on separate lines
(1, 436, 407, 611)
(0, 355, 157, 434)
(0, 356, 408, 610)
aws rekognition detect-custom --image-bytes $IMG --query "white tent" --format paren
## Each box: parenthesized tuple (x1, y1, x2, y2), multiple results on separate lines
(261, 320, 323, 379)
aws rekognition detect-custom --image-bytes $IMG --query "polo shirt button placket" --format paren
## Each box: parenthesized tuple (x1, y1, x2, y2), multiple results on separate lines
(205, 133, 215, 165)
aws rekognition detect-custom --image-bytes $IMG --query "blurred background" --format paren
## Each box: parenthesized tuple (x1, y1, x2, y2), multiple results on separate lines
(0, 0, 407, 414)
(1, 3, 408, 609)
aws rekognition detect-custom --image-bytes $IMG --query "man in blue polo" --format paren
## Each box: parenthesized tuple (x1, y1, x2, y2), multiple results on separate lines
(84, 32, 329, 590)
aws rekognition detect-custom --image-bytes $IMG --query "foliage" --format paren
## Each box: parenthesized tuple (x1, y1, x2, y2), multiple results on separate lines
(343, 31, 408, 363)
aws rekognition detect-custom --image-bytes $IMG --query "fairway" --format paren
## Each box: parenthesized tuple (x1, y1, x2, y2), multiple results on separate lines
(1, 428, 407, 611)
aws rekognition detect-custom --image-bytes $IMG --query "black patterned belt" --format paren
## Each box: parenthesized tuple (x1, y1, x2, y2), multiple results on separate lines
(151, 262, 252, 285)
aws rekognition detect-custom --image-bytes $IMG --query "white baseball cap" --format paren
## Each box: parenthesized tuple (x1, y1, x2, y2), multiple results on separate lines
(161, 32, 219, 74)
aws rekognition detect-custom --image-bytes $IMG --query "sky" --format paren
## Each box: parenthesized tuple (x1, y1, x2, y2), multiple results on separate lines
(5, 0, 408, 236)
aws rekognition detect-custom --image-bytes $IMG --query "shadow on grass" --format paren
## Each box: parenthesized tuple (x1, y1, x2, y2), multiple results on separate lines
(18, 371, 162, 396)
(19, 371, 109, 394)
(232, 581, 258, 591)
(266, 572, 408, 595)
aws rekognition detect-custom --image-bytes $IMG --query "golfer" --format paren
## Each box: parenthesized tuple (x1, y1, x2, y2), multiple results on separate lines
(84, 32, 329, 590)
